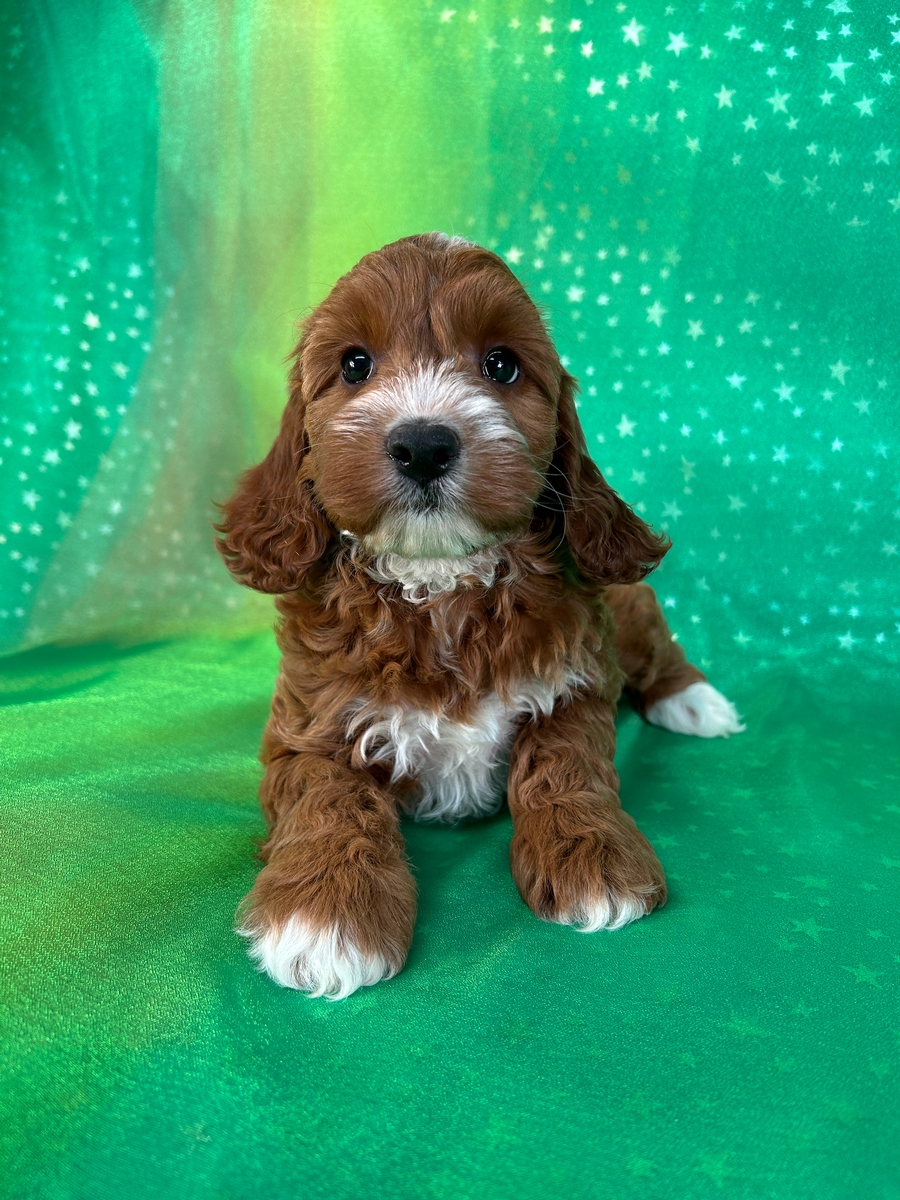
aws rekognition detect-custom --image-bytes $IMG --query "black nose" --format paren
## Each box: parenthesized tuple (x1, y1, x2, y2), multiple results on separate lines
(386, 422, 461, 487)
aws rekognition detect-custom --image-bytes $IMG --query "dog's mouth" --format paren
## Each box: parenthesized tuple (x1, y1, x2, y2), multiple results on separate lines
(401, 476, 445, 513)
(351, 452, 546, 560)
(346, 448, 497, 558)
(320, 361, 542, 559)
(360, 501, 499, 560)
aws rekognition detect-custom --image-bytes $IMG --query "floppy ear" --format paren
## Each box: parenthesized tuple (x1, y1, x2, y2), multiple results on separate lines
(215, 360, 333, 593)
(553, 373, 670, 585)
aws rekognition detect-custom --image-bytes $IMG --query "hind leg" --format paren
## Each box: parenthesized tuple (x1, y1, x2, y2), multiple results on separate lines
(605, 583, 745, 738)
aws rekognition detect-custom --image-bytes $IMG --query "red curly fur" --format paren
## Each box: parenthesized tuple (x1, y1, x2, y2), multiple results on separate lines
(216, 234, 707, 997)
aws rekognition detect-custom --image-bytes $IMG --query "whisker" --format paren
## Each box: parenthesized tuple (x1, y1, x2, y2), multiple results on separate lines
(531, 476, 569, 555)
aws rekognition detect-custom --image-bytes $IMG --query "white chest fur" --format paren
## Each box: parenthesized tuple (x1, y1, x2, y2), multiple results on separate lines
(345, 673, 585, 823)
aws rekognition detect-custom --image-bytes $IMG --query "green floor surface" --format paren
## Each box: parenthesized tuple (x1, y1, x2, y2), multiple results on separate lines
(2, 633, 898, 1199)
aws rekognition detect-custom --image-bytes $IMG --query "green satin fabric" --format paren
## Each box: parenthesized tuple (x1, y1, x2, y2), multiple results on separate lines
(2, 0, 899, 1195)
(2, 635, 898, 1198)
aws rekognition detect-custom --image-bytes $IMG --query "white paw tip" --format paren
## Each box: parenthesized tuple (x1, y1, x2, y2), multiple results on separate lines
(646, 681, 745, 739)
(239, 915, 394, 1000)
(560, 887, 661, 933)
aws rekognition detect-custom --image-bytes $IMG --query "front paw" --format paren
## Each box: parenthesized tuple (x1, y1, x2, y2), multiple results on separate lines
(510, 804, 666, 932)
(239, 912, 399, 999)
(238, 853, 416, 999)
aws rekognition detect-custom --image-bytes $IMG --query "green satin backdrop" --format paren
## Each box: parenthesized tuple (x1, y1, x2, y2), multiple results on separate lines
(3, 0, 896, 682)
(2, 2, 899, 1197)
(2, 0, 561, 653)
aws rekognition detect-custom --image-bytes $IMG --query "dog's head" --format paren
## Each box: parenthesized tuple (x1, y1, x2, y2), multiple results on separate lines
(216, 233, 669, 592)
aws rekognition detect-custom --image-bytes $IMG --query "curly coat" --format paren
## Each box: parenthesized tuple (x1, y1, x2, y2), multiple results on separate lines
(216, 233, 730, 1000)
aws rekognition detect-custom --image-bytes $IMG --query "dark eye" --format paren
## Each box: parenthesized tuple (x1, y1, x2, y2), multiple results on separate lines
(341, 348, 374, 384)
(482, 347, 520, 385)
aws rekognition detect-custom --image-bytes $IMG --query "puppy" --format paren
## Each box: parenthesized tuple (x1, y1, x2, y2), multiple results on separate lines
(217, 233, 743, 999)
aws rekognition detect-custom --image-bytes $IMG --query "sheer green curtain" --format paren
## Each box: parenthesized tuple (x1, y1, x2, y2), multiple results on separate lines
(2, 4, 899, 1198)
(1, 0, 558, 653)
(3, 0, 897, 689)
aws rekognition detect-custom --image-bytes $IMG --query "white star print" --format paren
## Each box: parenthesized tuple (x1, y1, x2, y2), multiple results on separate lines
(829, 360, 851, 385)
(646, 300, 668, 326)
(827, 56, 853, 83)
(666, 32, 690, 57)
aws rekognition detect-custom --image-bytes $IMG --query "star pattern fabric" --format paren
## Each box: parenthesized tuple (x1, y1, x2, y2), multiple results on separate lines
(485, 3, 899, 695)
(1, 3, 898, 1198)
(1, 2, 897, 693)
